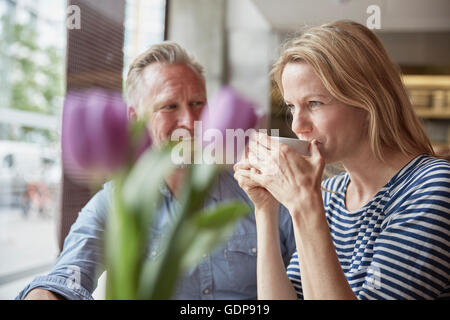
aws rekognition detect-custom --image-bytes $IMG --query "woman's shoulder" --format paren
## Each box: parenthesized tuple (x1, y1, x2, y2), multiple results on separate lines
(386, 154, 450, 216)
(392, 154, 450, 191)
(415, 154, 450, 170)
(415, 153, 449, 170)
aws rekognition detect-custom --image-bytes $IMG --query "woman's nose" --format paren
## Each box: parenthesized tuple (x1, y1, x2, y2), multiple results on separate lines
(291, 109, 312, 136)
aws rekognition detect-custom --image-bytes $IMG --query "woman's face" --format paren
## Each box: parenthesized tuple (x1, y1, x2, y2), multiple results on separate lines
(281, 62, 368, 164)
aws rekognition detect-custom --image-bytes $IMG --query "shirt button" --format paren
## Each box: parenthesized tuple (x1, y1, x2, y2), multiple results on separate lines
(151, 251, 157, 257)
(251, 247, 257, 254)
(203, 288, 210, 295)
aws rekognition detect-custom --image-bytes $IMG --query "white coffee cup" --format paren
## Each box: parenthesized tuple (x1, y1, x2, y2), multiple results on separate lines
(270, 136, 310, 156)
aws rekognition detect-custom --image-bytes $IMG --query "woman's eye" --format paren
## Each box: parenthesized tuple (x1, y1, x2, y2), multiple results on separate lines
(309, 101, 323, 108)
(287, 104, 295, 114)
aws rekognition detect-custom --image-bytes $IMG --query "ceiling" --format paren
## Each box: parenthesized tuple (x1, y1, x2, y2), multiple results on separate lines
(251, 0, 450, 32)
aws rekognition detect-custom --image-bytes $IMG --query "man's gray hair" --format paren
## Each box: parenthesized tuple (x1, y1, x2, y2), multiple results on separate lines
(125, 41, 205, 114)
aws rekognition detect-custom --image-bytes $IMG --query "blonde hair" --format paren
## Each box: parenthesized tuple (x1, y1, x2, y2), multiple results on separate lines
(125, 41, 205, 114)
(272, 20, 434, 161)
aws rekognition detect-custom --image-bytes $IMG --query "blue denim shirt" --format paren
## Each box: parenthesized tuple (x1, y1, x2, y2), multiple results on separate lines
(16, 170, 295, 300)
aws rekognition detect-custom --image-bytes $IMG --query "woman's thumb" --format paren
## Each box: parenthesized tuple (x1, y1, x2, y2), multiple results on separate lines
(310, 139, 323, 160)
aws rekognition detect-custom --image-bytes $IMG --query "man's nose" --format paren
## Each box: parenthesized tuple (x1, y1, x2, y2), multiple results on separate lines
(291, 109, 313, 136)
(177, 105, 197, 129)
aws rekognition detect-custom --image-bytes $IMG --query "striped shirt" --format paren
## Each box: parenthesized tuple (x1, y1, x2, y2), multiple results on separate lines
(287, 154, 450, 299)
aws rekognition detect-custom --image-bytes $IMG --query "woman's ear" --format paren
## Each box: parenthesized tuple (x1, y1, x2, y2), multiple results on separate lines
(128, 106, 138, 121)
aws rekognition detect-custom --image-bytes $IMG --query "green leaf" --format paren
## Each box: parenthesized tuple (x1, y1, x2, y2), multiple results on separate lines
(136, 164, 221, 299)
(180, 202, 251, 269)
(106, 146, 176, 300)
(137, 201, 250, 299)
(105, 179, 145, 300)
(122, 146, 174, 222)
(191, 163, 219, 191)
(194, 201, 250, 229)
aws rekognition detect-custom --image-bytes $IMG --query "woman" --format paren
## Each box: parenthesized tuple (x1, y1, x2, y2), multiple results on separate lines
(234, 20, 450, 300)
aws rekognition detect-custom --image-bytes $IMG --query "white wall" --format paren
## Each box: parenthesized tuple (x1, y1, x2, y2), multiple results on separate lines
(168, 0, 226, 100)
(168, 0, 276, 126)
(251, 0, 450, 32)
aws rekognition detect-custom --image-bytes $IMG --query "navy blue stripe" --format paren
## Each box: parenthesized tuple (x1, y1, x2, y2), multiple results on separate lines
(398, 199, 450, 213)
(384, 226, 450, 254)
(329, 219, 363, 232)
(392, 168, 450, 191)
(374, 255, 443, 296)
(390, 157, 448, 188)
(387, 155, 430, 188)
(334, 245, 356, 253)
(387, 186, 450, 215)
(387, 174, 450, 211)
(406, 190, 450, 201)
(371, 277, 410, 299)
(330, 228, 361, 239)
(389, 209, 450, 228)
(377, 233, 450, 266)
(375, 242, 449, 282)
(332, 237, 361, 247)
(416, 181, 450, 190)
(414, 172, 450, 187)
(391, 215, 450, 233)
(391, 221, 450, 243)
(358, 288, 389, 300)
(287, 270, 301, 278)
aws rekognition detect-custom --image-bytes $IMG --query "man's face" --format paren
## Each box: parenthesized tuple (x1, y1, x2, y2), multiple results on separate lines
(136, 63, 207, 146)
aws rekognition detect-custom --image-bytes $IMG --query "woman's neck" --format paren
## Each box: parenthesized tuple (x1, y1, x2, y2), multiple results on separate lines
(341, 145, 418, 211)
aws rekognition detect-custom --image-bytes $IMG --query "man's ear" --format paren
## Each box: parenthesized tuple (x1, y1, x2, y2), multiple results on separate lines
(128, 106, 138, 121)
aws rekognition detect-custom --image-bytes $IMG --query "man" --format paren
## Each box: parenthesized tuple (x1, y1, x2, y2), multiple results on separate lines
(17, 41, 295, 300)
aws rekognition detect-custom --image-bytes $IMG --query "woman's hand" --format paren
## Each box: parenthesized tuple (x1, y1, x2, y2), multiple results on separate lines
(245, 132, 325, 217)
(234, 157, 278, 213)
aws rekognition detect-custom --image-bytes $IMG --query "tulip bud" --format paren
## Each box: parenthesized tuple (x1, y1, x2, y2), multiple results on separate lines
(62, 89, 138, 186)
(199, 86, 259, 165)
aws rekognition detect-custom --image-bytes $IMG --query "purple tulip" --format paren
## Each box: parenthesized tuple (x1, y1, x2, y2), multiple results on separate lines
(201, 86, 258, 133)
(199, 86, 259, 164)
(62, 89, 150, 185)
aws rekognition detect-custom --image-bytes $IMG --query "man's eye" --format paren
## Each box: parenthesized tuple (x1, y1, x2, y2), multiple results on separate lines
(163, 104, 177, 110)
(191, 101, 205, 108)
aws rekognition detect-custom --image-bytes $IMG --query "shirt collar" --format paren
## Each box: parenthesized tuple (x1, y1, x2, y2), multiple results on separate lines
(158, 179, 220, 203)
(158, 181, 172, 198)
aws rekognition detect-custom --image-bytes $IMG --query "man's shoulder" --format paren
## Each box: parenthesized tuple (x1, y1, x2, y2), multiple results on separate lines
(79, 181, 113, 218)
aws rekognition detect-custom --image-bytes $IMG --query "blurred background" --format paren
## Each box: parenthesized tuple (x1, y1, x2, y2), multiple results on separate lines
(0, 0, 449, 299)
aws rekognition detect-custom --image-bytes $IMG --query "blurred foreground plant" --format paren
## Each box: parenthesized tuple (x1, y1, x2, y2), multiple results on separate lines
(62, 87, 257, 299)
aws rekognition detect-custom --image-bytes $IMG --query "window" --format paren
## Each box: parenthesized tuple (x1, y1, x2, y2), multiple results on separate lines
(0, 0, 66, 299)
(0, 0, 166, 299)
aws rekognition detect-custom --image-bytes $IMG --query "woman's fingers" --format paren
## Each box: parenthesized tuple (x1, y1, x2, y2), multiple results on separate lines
(310, 139, 325, 168)
(234, 168, 263, 189)
(234, 158, 262, 173)
(234, 160, 252, 171)
(254, 131, 272, 150)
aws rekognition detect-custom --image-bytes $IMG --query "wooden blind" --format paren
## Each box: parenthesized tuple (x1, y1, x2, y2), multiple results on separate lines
(59, 0, 125, 251)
